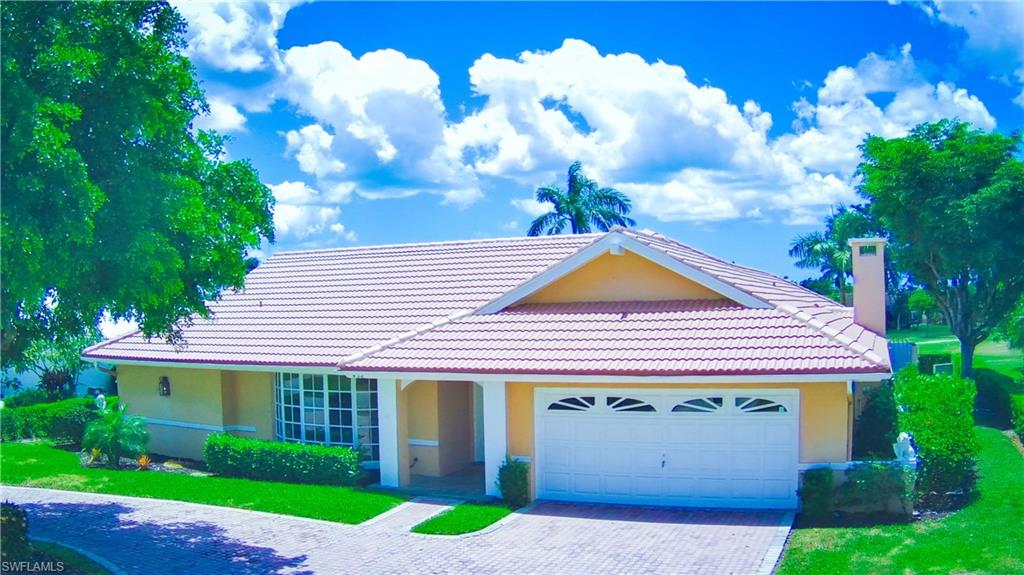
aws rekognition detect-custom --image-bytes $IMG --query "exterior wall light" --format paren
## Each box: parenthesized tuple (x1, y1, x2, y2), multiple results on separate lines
(159, 376, 171, 397)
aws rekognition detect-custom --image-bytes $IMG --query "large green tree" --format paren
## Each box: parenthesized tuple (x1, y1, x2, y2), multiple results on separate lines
(528, 161, 636, 235)
(1, 2, 275, 365)
(859, 120, 1024, 376)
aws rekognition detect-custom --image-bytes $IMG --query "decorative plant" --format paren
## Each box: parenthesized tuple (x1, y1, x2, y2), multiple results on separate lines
(81, 404, 149, 467)
(497, 455, 530, 510)
(137, 454, 152, 470)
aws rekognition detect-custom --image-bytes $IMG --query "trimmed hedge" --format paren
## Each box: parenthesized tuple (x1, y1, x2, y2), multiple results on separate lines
(1012, 394, 1024, 441)
(974, 368, 1024, 428)
(1, 396, 118, 444)
(204, 433, 362, 486)
(893, 367, 978, 508)
(798, 468, 834, 521)
(497, 456, 530, 510)
(918, 353, 952, 375)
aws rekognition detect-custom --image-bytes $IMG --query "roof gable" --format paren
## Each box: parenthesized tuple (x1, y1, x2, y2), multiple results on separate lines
(522, 250, 727, 304)
(476, 231, 771, 314)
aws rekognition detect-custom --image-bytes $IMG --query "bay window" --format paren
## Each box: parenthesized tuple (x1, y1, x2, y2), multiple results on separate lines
(274, 373, 379, 461)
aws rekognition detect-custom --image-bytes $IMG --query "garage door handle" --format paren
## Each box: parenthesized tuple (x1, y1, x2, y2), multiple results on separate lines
(661, 456, 666, 468)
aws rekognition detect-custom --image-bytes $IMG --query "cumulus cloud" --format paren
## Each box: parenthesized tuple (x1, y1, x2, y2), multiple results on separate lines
(445, 39, 856, 223)
(194, 97, 248, 133)
(275, 42, 480, 204)
(173, 1, 303, 72)
(510, 198, 551, 218)
(268, 181, 355, 243)
(285, 124, 346, 178)
(775, 44, 996, 177)
(916, 0, 1024, 107)
(448, 40, 996, 224)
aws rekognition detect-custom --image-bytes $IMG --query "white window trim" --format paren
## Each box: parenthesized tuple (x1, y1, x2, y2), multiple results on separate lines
(274, 373, 380, 462)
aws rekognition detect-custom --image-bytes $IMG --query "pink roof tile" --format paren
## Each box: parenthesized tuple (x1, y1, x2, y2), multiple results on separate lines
(84, 229, 890, 377)
(341, 300, 888, 376)
(83, 235, 600, 366)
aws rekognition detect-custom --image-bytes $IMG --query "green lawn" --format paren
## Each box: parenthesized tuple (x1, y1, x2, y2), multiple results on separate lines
(890, 324, 1023, 380)
(777, 426, 1024, 575)
(0, 442, 406, 524)
(411, 502, 513, 535)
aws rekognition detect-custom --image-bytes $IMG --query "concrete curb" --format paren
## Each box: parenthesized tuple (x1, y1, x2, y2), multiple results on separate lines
(31, 536, 128, 575)
(754, 511, 795, 575)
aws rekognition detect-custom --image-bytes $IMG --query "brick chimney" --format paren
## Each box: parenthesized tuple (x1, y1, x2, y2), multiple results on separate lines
(848, 238, 886, 335)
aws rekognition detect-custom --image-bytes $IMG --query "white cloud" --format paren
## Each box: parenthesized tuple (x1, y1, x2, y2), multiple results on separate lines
(446, 39, 859, 224)
(268, 181, 354, 242)
(276, 41, 480, 204)
(194, 97, 247, 133)
(285, 124, 346, 178)
(775, 44, 996, 177)
(917, 0, 1024, 107)
(510, 198, 550, 217)
(173, 1, 303, 72)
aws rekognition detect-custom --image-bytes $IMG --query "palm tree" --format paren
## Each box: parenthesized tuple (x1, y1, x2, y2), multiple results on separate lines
(789, 206, 875, 305)
(527, 161, 636, 235)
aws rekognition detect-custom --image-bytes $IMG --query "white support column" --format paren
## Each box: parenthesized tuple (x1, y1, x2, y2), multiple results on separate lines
(480, 380, 508, 497)
(377, 378, 400, 487)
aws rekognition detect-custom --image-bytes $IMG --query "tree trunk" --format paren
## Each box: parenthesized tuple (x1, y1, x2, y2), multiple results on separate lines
(959, 338, 976, 379)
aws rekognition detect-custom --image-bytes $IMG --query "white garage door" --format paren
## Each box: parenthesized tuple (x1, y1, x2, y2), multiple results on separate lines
(535, 388, 799, 509)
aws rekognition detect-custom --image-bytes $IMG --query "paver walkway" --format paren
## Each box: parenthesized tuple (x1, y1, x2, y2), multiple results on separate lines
(2, 486, 792, 575)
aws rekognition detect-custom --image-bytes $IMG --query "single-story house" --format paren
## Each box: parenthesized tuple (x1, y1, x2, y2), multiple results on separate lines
(82, 228, 890, 509)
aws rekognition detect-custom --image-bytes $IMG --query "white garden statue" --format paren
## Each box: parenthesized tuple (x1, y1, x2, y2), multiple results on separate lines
(95, 393, 106, 411)
(894, 431, 917, 467)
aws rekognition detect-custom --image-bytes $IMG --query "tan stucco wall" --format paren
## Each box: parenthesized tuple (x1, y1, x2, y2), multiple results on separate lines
(117, 366, 276, 460)
(398, 380, 475, 479)
(221, 370, 275, 440)
(507, 381, 851, 465)
(404, 380, 440, 476)
(437, 382, 473, 475)
(116, 365, 225, 460)
(523, 251, 726, 304)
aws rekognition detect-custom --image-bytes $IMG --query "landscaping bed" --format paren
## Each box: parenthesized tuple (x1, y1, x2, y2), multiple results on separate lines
(1, 442, 406, 524)
(777, 426, 1024, 574)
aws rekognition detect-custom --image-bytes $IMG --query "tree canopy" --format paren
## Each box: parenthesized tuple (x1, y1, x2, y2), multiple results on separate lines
(1, 2, 275, 365)
(858, 119, 1024, 375)
(528, 161, 636, 235)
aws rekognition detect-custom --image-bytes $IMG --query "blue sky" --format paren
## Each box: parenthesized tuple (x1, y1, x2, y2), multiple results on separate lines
(177, 1, 1023, 281)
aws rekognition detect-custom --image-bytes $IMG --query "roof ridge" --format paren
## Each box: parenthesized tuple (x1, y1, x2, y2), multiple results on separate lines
(271, 232, 606, 257)
(337, 308, 477, 368)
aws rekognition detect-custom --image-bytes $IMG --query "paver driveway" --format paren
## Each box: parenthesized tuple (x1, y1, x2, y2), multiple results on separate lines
(2, 486, 792, 575)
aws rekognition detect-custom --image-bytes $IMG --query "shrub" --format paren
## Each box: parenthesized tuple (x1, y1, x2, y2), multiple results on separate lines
(1, 502, 31, 562)
(1011, 394, 1024, 441)
(918, 353, 952, 375)
(204, 433, 362, 486)
(893, 367, 978, 509)
(3, 388, 49, 408)
(798, 468, 834, 521)
(834, 462, 915, 516)
(974, 368, 1024, 427)
(853, 383, 898, 458)
(497, 455, 530, 509)
(82, 404, 149, 466)
(0, 396, 118, 444)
